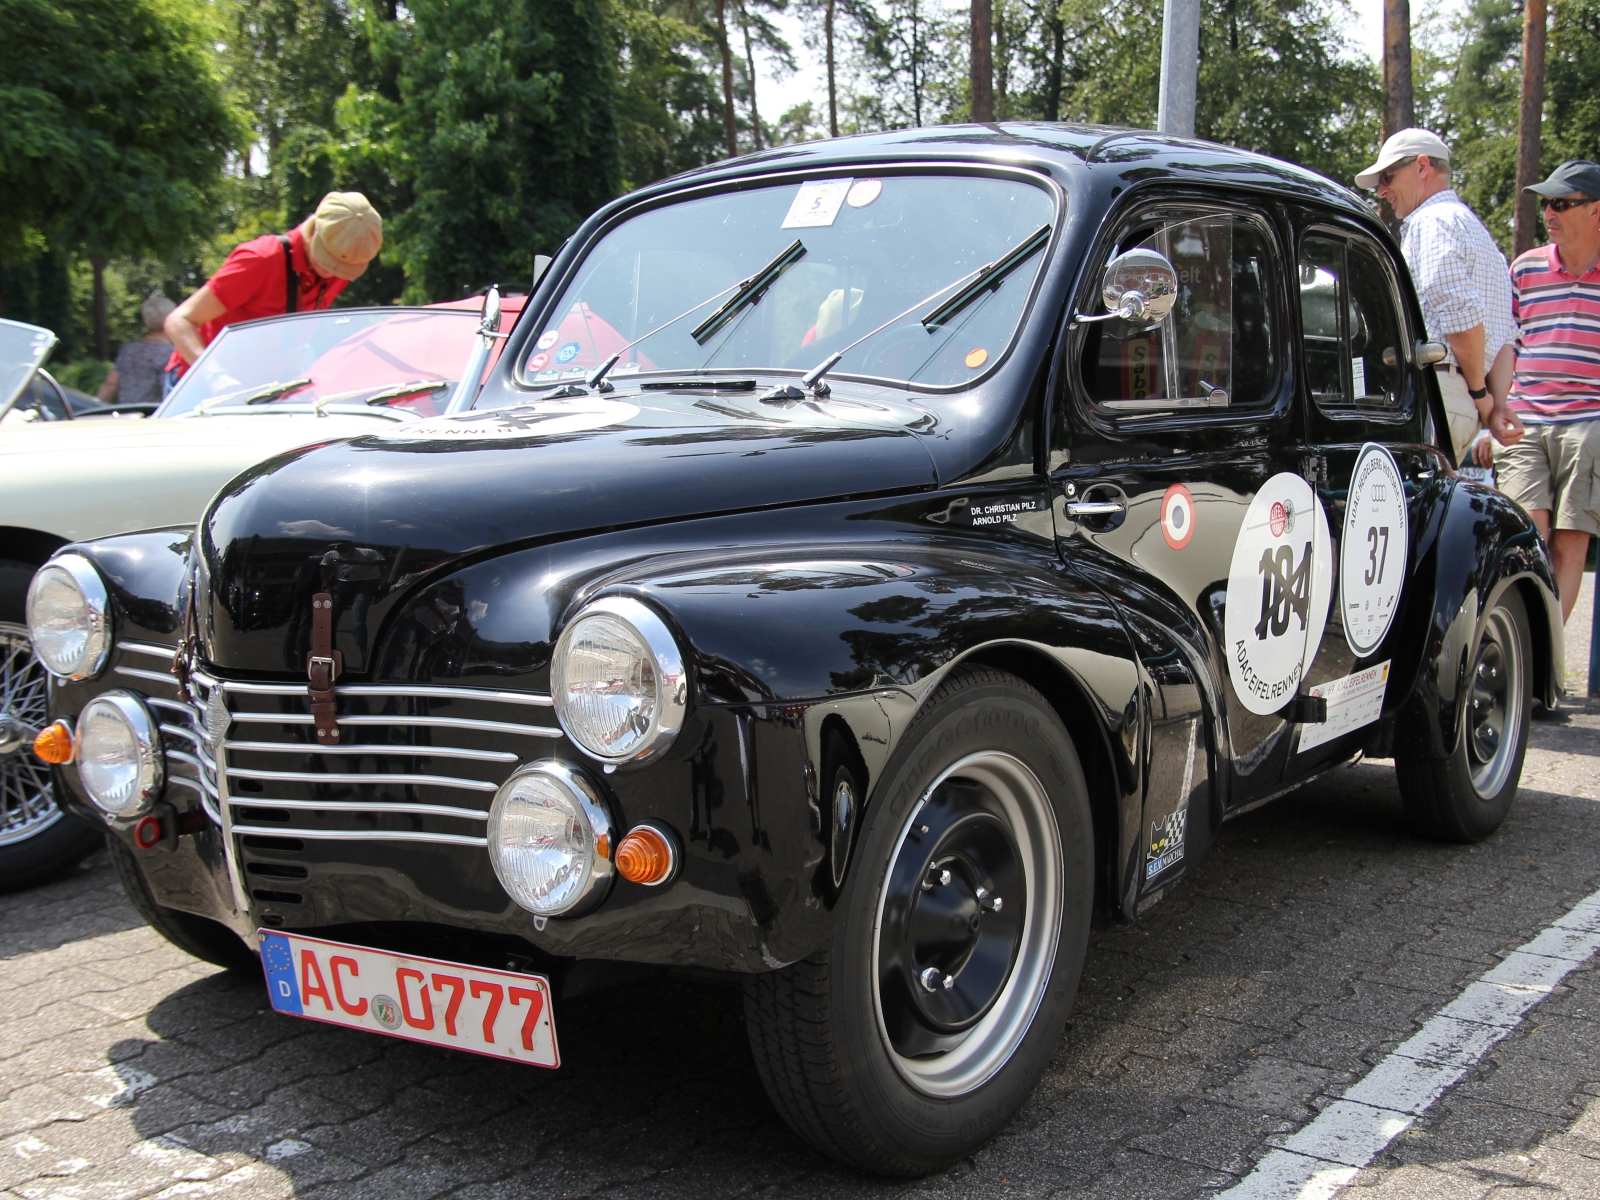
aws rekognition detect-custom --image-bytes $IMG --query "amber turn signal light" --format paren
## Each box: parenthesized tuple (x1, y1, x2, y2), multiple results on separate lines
(33, 720, 75, 765)
(614, 823, 678, 886)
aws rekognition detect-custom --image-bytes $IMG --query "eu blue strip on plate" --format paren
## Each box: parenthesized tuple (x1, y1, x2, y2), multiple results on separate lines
(259, 932, 303, 1014)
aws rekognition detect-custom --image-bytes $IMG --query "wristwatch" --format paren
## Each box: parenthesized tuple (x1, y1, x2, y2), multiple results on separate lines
(1468, 384, 1489, 400)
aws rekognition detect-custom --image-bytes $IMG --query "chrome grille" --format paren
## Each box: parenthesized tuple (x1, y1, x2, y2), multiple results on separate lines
(117, 642, 222, 824)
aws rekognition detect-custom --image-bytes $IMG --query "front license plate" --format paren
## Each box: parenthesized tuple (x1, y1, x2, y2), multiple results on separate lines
(258, 931, 559, 1067)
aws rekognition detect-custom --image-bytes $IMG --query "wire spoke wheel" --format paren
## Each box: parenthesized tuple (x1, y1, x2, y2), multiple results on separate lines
(872, 751, 1062, 1098)
(0, 622, 61, 848)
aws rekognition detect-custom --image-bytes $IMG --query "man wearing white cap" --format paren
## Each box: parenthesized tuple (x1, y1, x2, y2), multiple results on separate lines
(162, 192, 383, 391)
(1356, 129, 1522, 464)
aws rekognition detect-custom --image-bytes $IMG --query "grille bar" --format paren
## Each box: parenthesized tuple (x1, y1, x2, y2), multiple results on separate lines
(225, 712, 561, 737)
(226, 766, 497, 792)
(114, 665, 180, 686)
(223, 740, 519, 763)
(232, 823, 488, 847)
(189, 668, 553, 707)
(226, 796, 490, 820)
(118, 641, 178, 660)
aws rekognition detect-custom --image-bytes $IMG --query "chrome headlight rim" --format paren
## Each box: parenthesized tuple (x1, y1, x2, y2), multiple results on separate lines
(487, 760, 616, 918)
(26, 553, 112, 680)
(76, 690, 164, 818)
(551, 595, 688, 767)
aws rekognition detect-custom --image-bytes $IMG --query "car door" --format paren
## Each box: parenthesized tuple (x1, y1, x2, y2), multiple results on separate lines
(1052, 197, 1333, 895)
(1283, 218, 1442, 781)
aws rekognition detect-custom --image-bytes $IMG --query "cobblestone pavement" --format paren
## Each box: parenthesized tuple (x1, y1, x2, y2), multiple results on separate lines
(9, 676, 1600, 1197)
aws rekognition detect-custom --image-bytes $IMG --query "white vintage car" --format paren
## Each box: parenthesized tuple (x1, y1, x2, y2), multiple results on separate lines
(0, 296, 521, 886)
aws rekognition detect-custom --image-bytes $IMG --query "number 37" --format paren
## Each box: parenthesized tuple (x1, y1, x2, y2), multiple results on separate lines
(1365, 525, 1390, 586)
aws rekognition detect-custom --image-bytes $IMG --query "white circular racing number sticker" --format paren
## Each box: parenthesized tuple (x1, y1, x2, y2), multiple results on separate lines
(1341, 443, 1408, 657)
(1224, 472, 1333, 716)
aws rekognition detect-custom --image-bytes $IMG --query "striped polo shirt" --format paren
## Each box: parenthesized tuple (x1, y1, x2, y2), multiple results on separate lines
(1507, 244, 1600, 424)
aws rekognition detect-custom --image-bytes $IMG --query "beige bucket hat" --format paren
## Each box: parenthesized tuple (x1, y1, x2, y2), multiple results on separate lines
(306, 192, 383, 281)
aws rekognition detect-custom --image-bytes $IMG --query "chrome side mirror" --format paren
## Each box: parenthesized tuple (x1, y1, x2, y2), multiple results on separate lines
(479, 285, 503, 338)
(531, 255, 552, 289)
(1074, 248, 1180, 330)
(1414, 339, 1448, 366)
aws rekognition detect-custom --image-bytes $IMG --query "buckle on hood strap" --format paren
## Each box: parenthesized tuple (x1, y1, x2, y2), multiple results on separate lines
(307, 593, 343, 741)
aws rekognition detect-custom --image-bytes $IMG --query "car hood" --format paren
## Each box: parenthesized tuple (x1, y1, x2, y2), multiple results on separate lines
(199, 389, 942, 674)
(0, 412, 405, 545)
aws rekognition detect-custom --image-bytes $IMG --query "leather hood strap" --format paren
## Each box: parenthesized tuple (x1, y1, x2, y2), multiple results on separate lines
(307, 593, 343, 741)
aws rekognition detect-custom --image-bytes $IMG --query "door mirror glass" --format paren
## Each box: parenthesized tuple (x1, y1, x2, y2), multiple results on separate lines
(480, 285, 503, 337)
(1087, 248, 1179, 330)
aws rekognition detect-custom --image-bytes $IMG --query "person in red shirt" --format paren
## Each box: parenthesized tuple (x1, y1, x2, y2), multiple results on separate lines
(162, 191, 383, 392)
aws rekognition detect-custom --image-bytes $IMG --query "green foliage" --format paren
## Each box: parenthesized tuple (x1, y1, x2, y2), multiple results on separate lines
(52, 359, 113, 394)
(611, 0, 729, 185)
(0, 0, 243, 266)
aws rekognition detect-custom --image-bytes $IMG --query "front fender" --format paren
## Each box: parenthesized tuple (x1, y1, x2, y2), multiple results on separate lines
(1399, 478, 1560, 760)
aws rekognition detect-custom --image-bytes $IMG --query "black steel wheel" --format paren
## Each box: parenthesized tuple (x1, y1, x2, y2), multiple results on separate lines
(744, 665, 1093, 1175)
(1397, 586, 1532, 842)
(0, 569, 101, 891)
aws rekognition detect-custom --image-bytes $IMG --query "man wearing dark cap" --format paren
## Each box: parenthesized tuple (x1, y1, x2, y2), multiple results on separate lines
(1494, 161, 1600, 621)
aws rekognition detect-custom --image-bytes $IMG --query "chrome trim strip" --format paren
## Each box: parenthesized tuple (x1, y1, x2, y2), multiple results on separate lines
(114, 665, 179, 686)
(164, 749, 219, 796)
(226, 713, 561, 737)
(225, 766, 497, 792)
(159, 722, 203, 748)
(148, 696, 199, 717)
(117, 641, 177, 660)
(190, 669, 552, 707)
(225, 796, 489, 820)
(223, 740, 519, 763)
(230, 824, 487, 848)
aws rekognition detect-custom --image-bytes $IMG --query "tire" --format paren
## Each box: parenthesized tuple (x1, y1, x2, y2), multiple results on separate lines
(1397, 586, 1533, 842)
(1, 555, 103, 890)
(743, 665, 1094, 1175)
(107, 833, 261, 973)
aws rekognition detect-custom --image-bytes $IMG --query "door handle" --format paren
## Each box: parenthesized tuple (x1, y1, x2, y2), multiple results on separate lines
(1065, 499, 1126, 517)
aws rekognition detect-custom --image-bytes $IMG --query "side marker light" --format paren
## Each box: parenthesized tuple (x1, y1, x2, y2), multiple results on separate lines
(615, 823, 678, 886)
(33, 720, 75, 764)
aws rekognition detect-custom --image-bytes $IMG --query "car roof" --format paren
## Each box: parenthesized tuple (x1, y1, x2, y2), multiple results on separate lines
(634, 122, 1374, 223)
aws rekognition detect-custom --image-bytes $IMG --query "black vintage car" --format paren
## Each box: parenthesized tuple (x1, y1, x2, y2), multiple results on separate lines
(30, 125, 1561, 1174)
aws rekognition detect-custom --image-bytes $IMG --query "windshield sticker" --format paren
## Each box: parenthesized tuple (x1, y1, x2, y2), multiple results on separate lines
(1161, 484, 1195, 550)
(529, 352, 549, 370)
(536, 369, 560, 380)
(782, 179, 852, 229)
(846, 178, 883, 208)
(377, 400, 641, 442)
(537, 331, 559, 350)
(1341, 443, 1408, 657)
(965, 348, 989, 369)
(555, 341, 582, 365)
(1224, 472, 1333, 716)
(1298, 660, 1390, 752)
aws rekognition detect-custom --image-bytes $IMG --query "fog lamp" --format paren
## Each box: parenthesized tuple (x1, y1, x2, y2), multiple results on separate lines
(487, 761, 614, 917)
(76, 692, 163, 817)
(26, 554, 111, 679)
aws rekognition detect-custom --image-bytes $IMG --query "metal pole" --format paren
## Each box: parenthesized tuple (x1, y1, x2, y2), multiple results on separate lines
(1156, 0, 1199, 137)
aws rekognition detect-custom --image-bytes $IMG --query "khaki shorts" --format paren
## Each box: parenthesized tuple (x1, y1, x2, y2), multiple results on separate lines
(1494, 418, 1600, 536)
(1437, 368, 1481, 466)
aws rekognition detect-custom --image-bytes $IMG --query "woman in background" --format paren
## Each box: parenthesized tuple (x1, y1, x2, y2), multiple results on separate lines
(97, 294, 175, 407)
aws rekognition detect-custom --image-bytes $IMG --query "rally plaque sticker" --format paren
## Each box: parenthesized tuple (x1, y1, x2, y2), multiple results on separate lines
(1224, 473, 1333, 716)
(377, 400, 640, 441)
(1340, 443, 1408, 657)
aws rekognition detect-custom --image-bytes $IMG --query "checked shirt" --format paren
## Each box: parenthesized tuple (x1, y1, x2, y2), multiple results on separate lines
(1400, 190, 1515, 375)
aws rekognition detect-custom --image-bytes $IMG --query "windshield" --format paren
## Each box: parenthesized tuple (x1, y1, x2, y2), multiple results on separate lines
(0, 319, 58, 416)
(157, 308, 483, 417)
(523, 173, 1057, 391)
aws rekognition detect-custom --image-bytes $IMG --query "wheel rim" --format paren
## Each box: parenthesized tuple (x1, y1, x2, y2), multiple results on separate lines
(872, 751, 1062, 1098)
(1467, 604, 1524, 799)
(0, 622, 62, 847)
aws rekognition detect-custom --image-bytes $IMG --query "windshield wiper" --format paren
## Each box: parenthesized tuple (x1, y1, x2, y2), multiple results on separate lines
(360, 379, 453, 406)
(920, 225, 1051, 330)
(767, 226, 1053, 404)
(195, 378, 314, 414)
(579, 244, 807, 395)
(689, 239, 807, 346)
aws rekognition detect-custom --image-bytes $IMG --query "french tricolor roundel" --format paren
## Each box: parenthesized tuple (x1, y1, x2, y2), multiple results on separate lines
(1161, 484, 1195, 549)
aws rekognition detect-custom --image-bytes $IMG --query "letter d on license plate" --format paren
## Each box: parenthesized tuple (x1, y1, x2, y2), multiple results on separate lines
(258, 931, 559, 1067)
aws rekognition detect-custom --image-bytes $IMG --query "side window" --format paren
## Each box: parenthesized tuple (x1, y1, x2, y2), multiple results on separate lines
(1299, 235, 1407, 412)
(1080, 213, 1278, 411)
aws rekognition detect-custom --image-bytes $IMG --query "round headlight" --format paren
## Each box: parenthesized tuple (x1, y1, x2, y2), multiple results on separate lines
(26, 554, 111, 679)
(551, 596, 687, 766)
(76, 692, 163, 817)
(487, 762, 614, 917)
